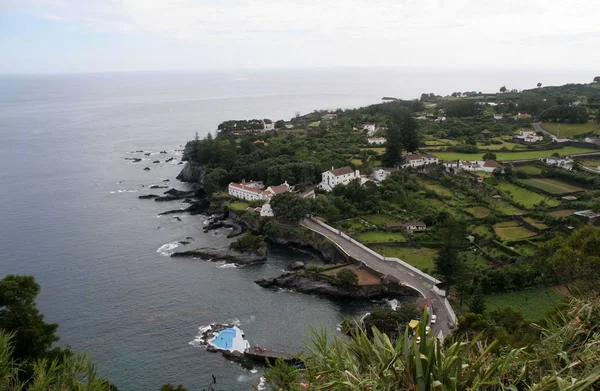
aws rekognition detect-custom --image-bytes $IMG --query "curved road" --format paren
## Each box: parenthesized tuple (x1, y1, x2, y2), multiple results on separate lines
(300, 218, 454, 338)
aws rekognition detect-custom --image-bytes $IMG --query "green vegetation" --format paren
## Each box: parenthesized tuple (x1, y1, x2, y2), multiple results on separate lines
(513, 164, 544, 175)
(265, 296, 600, 391)
(490, 200, 522, 215)
(373, 246, 437, 271)
(227, 201, 249, 212)
(335, 268, 359, 288)
(355, 231, 407, 244)
(431, 146, 597, 161)
(549, 209, 573, 218)
(231, 231, 265, 253)
(494, 181, 560, 209)
(524, 217, 549, 230)
(465, 205, 491, 218)
(518, 177, 586, 194)
(270, 192, 311, 222)
(493, 221, 537, 241)
(361, 214, 394, 226)
(484, 287, 564, 321)
(541, 121, 600, 137)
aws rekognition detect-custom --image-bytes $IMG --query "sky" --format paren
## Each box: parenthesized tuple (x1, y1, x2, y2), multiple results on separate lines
(1, 0, 599, 74)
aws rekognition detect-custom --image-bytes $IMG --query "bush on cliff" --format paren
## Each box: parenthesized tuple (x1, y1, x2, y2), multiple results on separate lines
(335, 268, 358, 288)
(230, 232, 265, 253)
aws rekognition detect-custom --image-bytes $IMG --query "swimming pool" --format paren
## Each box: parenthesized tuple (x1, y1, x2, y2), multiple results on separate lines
(210, 328, 237, 350)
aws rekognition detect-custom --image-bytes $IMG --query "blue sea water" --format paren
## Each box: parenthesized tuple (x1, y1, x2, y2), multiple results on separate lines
(0, 68, 591, 390)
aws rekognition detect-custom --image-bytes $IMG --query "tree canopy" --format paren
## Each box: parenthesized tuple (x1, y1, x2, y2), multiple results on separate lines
(270, 193, 310, 222)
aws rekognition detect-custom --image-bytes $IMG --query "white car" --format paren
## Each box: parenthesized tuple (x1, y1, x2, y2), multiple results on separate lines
(425, 326, 431, 334)
(431, 315, 437, 324)
(416, 336, 421, 344)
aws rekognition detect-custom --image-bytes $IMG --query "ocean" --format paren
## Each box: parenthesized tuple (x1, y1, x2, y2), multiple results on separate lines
(0, 68, 591, 390)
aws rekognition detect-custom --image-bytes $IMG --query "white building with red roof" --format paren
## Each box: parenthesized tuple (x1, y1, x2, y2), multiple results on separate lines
(320, 166, 361, 192)
(402, 153, 439, 168)
(228, 180, 290, 201)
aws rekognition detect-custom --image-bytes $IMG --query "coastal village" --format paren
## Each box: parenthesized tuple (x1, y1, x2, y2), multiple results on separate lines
(161, 79, 600, 368)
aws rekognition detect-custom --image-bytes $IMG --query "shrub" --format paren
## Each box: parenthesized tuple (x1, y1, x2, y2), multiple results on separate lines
(336, 268, 359, 288)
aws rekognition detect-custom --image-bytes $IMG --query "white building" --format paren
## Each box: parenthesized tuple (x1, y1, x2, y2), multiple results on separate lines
(367, 137, 386, 145)
(320, 166, 361, 192)
(228, 181, 290, 201)
(539, 157, 573, 170)
(584, 137, 600, 144)
(262, 120, 274, 132)
(363, 123, 376, 134)
(259, 202, 274, 217)
(551, 135, 570, 143)
(456, 160, 502, 173)
(515, 130, 543, 143)
(401, 221, 427, 231)
(373, 168, 391, 182)
(403, 153, 439, 168)
(493, 113, 503, 120)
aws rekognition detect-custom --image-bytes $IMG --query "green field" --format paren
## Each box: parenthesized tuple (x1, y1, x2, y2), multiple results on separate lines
(524, 217, 549, 230)
(362, 214, 395, 226)
(477, 141, 527, 151)
(421, 181, 453, 197)
(355, 231, 407, 244)
(350, 158, 363, 166)
(495, 182, 560, 209)
(336, 218, 367, 230)
(509, 241, 538, 257)
(548, 209, 574, 218)
(361, 147, 386, 154)
(373, 246, 437, 271)
(228, 201, 249, 212)
(471, 224, 494, 239)
(466, 206, 491, 218)
(579, 159, 600, 168)
(514, 164, 544, 175)
(485, 287, 565, 320)
(518, 178, 585, 194)
(490, 200, 523, 216)
(493, 221, 537, 241)
(541, 122, 600, 138)
(431, 146, 597, 162)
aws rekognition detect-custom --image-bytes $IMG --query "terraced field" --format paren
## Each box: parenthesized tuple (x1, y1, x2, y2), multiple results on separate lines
(485, 287, 565, 321)
(495, 182, 560, 209)
(493, 221, 537, 241)
(518, 178, 585, 194)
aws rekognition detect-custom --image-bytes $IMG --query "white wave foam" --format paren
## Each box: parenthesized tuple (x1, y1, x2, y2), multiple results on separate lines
(250, 369, 258, 374)
(108, 189, 138, 194)
(217, 263, 237, 269)
(257, 376, 266, 391)
(156, 241, 179, 256)
(387, 299, 400, 310)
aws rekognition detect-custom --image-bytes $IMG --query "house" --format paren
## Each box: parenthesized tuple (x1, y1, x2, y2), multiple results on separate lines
(515, 112, 532, 120)
(363, 123, 377, 134)
(253, 140, 268, 145)
(260, 202, 274, 217)
(228, 180, 289, 201)
(442, 160, 460, 169)
(263, 120, 274, 131)
(584, 137, 600, 144)
(552, 135, 570, 143)
(481, 129, 492, 138)
(435, 116, 447, 122)
(322, 113, 337, 120)
(515, 130, 543, 143)
(367, 137, 386, 145)
(301, 188, 316, 199)
(493, 113, 504, 120)
(373, 168, 391, 182)
(401, 221, 427, 231)
(403, 153, 439, 168)
(320, 166, 361, 192)
(480, 160, 503, 173)
(540, 157, 573, 170)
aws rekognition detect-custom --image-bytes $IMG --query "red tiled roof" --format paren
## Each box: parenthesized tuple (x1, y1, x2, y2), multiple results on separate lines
(266, 183, 289, 195)
(483, 160, 502, 168)
(329, 166, 354, 176)
(229, 182, 263, 194)
(402, 221, 426, 227)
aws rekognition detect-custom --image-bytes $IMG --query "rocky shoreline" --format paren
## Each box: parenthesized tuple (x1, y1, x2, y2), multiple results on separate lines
(255, 271, 420, 300)
(171, 246, 267, 265)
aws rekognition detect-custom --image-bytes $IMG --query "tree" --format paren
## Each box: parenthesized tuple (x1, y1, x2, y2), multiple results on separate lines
(336, 268, 359, 288)
(537, 82, 542, 88)
(270, 192, 310, 222)
(434, 217, 465, 288)
(0, 275, 60, 362)
(203, 168, 229, 196)
(500, 85, 507, 93)
(482, 152, 497, 160)
(382, 124, 403, 167)
(593, 76, 600, 83)
(469, 286, 486, 314)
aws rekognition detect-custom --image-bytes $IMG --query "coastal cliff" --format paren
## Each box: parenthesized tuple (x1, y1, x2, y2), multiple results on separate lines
(176, 161, 205, 184)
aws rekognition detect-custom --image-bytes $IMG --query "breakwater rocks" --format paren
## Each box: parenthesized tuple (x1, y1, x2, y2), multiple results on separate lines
(171, 246, 267, 266)
(255, 272, 419, 300)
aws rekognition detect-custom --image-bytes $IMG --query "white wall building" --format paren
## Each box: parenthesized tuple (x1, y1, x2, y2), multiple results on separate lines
(403, 153, 439, 168)
(367, 137, 386, 145)
(228, 181, 290, 201)
(320, 166, 361, 192)
(515, 130, 543, 143)
(373, 168, 391, 182)
(259, 202, 274, 217)
(540, 157, 573, 170)
(363, 123, 376, 134)
(262, 121, 274, 131)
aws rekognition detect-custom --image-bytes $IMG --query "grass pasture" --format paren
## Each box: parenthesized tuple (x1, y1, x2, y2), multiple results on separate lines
(490, 200, 523, 216)
(431, 146, 597, 162)
(541, 122, 600, 138)
(362, 214, 395, 226)
(373, 246, 438, 271)
(514, 164, 544, 176)
(493, 221, 537, 241)
(355, 231, 407, 244)
(228, 201, 250, 212)
(484, 287, 565, 321)
(495, 182, 560, 209)
(524, 217, 549, 230)
(471, 224, 494, 239)
(421, 181, 453, 197)
(548, 209, 574, 218)
(465, 206, 491, 218)
(518, 178, 585, 194)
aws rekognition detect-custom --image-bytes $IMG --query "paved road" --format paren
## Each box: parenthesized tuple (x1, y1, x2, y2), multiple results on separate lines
(533, 121, 555, 138)
(300, 218, 454, 338)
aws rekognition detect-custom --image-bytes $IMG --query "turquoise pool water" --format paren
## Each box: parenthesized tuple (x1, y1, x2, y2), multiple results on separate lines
(211, 328, 237, 350)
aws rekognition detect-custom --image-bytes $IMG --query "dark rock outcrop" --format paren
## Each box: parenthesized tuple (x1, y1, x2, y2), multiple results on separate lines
(150, 185, 169, 189)
(165, 157, 174, 162)
(176, 161, 205, 184)
(143, 167, 151, 171)
(152, 160, 160, 164)
(255, 273, 419, 300)
(139, 194, 159, 199)
(171, 246, 266, 265)
(289, 261, 306, 271)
